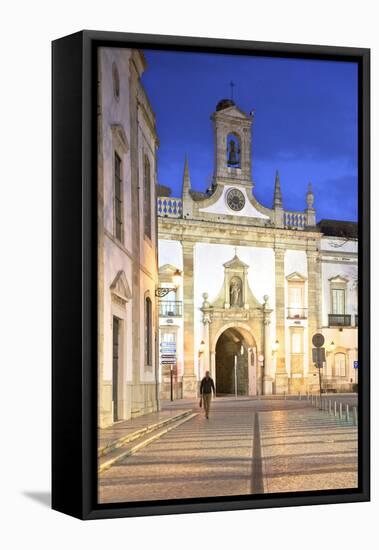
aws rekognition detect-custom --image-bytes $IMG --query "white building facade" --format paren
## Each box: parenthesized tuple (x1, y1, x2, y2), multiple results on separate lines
(157, 99, 358, 398)
(98, 48, 159, 428)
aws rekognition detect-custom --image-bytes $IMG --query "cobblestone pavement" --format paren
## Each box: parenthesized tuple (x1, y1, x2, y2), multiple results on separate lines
(98, 397, 358, 504)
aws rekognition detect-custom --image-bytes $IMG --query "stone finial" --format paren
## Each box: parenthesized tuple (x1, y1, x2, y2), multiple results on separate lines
(306, 182, 314, 208)
(273, 170, 283, 209)
(305, 182, 316, 226)
(182, 155, 191, 196)
(263, 294, 270, 309)
(202, 292, 210, 308)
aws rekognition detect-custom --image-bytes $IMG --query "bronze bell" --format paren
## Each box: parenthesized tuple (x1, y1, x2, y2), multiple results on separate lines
(227, 139, 240, 166)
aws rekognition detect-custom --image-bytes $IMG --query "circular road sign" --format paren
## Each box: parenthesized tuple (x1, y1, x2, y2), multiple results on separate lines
(312, 333, 325, 348)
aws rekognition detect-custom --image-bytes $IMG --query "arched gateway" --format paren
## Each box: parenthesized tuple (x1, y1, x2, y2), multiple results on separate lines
(200, 252, 274, 395)
(215, 326, 257, 396)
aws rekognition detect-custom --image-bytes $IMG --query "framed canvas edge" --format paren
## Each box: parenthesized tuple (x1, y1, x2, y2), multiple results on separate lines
(52, 30, 370, 521)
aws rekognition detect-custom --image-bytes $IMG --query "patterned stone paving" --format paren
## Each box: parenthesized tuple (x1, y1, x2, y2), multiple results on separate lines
(98, 397, 358, 504)
(259, 408, 358, 493)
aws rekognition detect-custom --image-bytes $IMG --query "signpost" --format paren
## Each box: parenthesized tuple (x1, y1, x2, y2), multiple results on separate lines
(160, 342, 177, 401)
(234, 355, 237, 399)
(312, 333, 325, 409)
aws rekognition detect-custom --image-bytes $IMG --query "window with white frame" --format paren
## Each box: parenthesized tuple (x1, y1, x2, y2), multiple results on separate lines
(114, 152, 123, 242)
(144, 155, 152, 240)
(287, 274, 306, 318)
(331, 288, 345, 314)
(145, 296, 153, 367)
(291, 331, 302, 354)
(334, 352, 346, 377)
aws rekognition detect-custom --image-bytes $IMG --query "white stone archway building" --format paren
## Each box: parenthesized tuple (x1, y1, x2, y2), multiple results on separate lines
(157, 99, 358, 397)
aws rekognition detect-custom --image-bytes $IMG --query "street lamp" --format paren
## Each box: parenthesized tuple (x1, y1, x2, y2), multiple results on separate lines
(258, 353, 264, 396)
(155, 269, 182, 297)
(272, 339, 279, 353)
(198, 340, 206, 394)
(199, 340, 206, 354)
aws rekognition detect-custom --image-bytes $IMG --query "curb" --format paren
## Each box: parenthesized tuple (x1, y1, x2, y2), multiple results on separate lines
(98, 410, 193, 458)
(99, 412, 198, 474)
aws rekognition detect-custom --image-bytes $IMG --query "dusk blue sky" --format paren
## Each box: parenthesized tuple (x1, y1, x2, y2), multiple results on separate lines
(142, 50, 358, 222)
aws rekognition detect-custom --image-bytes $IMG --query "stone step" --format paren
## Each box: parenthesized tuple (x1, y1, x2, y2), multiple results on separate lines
(98, 409, 194, 458)
(98, 412, 198, 474)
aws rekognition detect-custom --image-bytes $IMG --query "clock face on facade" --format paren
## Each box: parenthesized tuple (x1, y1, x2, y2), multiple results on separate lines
(226, 188, 245, 211)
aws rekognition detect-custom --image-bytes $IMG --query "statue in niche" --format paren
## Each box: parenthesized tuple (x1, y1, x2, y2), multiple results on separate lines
(230, 277, 242, 307)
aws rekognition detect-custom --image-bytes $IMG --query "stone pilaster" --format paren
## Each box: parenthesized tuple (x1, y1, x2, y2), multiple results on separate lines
(129, 56, 141, 395)
(97, 55, 106, 428)
(307, 249, 321, 385)
(274, 247, 288, 393)
(182, 241, 197, 397)
(263, 299, 273, 395)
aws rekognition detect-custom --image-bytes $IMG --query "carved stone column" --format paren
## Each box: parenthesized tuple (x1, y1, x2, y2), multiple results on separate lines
(307, 249, 321, 387)
(182, 241, 197, 397)
(201, 293, 212, 377)
(263, 296, 273, 395)
(274, 247, 288, 394)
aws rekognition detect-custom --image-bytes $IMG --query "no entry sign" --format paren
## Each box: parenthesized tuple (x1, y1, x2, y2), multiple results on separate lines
(312, 333, 325, 348)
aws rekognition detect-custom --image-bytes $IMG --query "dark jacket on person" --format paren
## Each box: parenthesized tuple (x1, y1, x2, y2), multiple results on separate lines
(200, 376, 215, 395)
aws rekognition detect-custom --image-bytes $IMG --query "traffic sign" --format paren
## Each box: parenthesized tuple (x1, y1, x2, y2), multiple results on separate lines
(312, 333, 325, 348)
(353, 361, 358, 369)
(312, 347, 325, 366)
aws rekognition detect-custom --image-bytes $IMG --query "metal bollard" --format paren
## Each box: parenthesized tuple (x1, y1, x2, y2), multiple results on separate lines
(346, 404, 350, 422)
(353, 406, 358, 426)
(334, 401, 337, 416)
(339, 402, 343, 420)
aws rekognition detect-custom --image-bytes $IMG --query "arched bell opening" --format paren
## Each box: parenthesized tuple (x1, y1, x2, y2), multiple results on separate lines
(226, 133, 241, 168)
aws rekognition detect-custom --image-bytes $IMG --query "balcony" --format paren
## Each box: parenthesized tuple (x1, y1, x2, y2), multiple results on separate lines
(328, 314, 352, 327)
(287, 307, 308, 319)
(159, 300, 183, 317)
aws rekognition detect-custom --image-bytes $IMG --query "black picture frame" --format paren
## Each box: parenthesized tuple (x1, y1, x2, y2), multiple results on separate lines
(52, 30, 370, 520)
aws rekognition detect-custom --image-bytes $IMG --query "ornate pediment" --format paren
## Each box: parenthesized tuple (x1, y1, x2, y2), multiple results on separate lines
(159, 263, 179, 284)
(203, 252, 262, 314)
(286, 272, 307, 282)
(216, 105, 252, 120)
(111, 123, 129, 153)
(110, 270, 132, 303)
(328, 275, 348, 283)
(223, 255, 249, 270)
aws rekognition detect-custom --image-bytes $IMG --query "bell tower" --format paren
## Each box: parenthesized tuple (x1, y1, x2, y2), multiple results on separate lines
(211, 99, 254, 190)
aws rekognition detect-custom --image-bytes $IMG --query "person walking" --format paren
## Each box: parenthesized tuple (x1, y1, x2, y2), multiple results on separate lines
(200, 371, 216, 419)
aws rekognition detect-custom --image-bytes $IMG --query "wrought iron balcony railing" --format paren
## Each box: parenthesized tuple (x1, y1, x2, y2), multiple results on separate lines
(328, 314, 352, 327)
(159, 300, 183, 317)
(287, 307, 308, 319)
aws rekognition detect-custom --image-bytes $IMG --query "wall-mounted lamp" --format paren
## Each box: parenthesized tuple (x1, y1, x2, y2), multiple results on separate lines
(272, 339, 279, 353)
(155, 269, 182, 297)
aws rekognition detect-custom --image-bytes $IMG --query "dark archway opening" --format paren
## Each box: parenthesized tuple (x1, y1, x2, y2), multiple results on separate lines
(215, 328, 248, 396)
